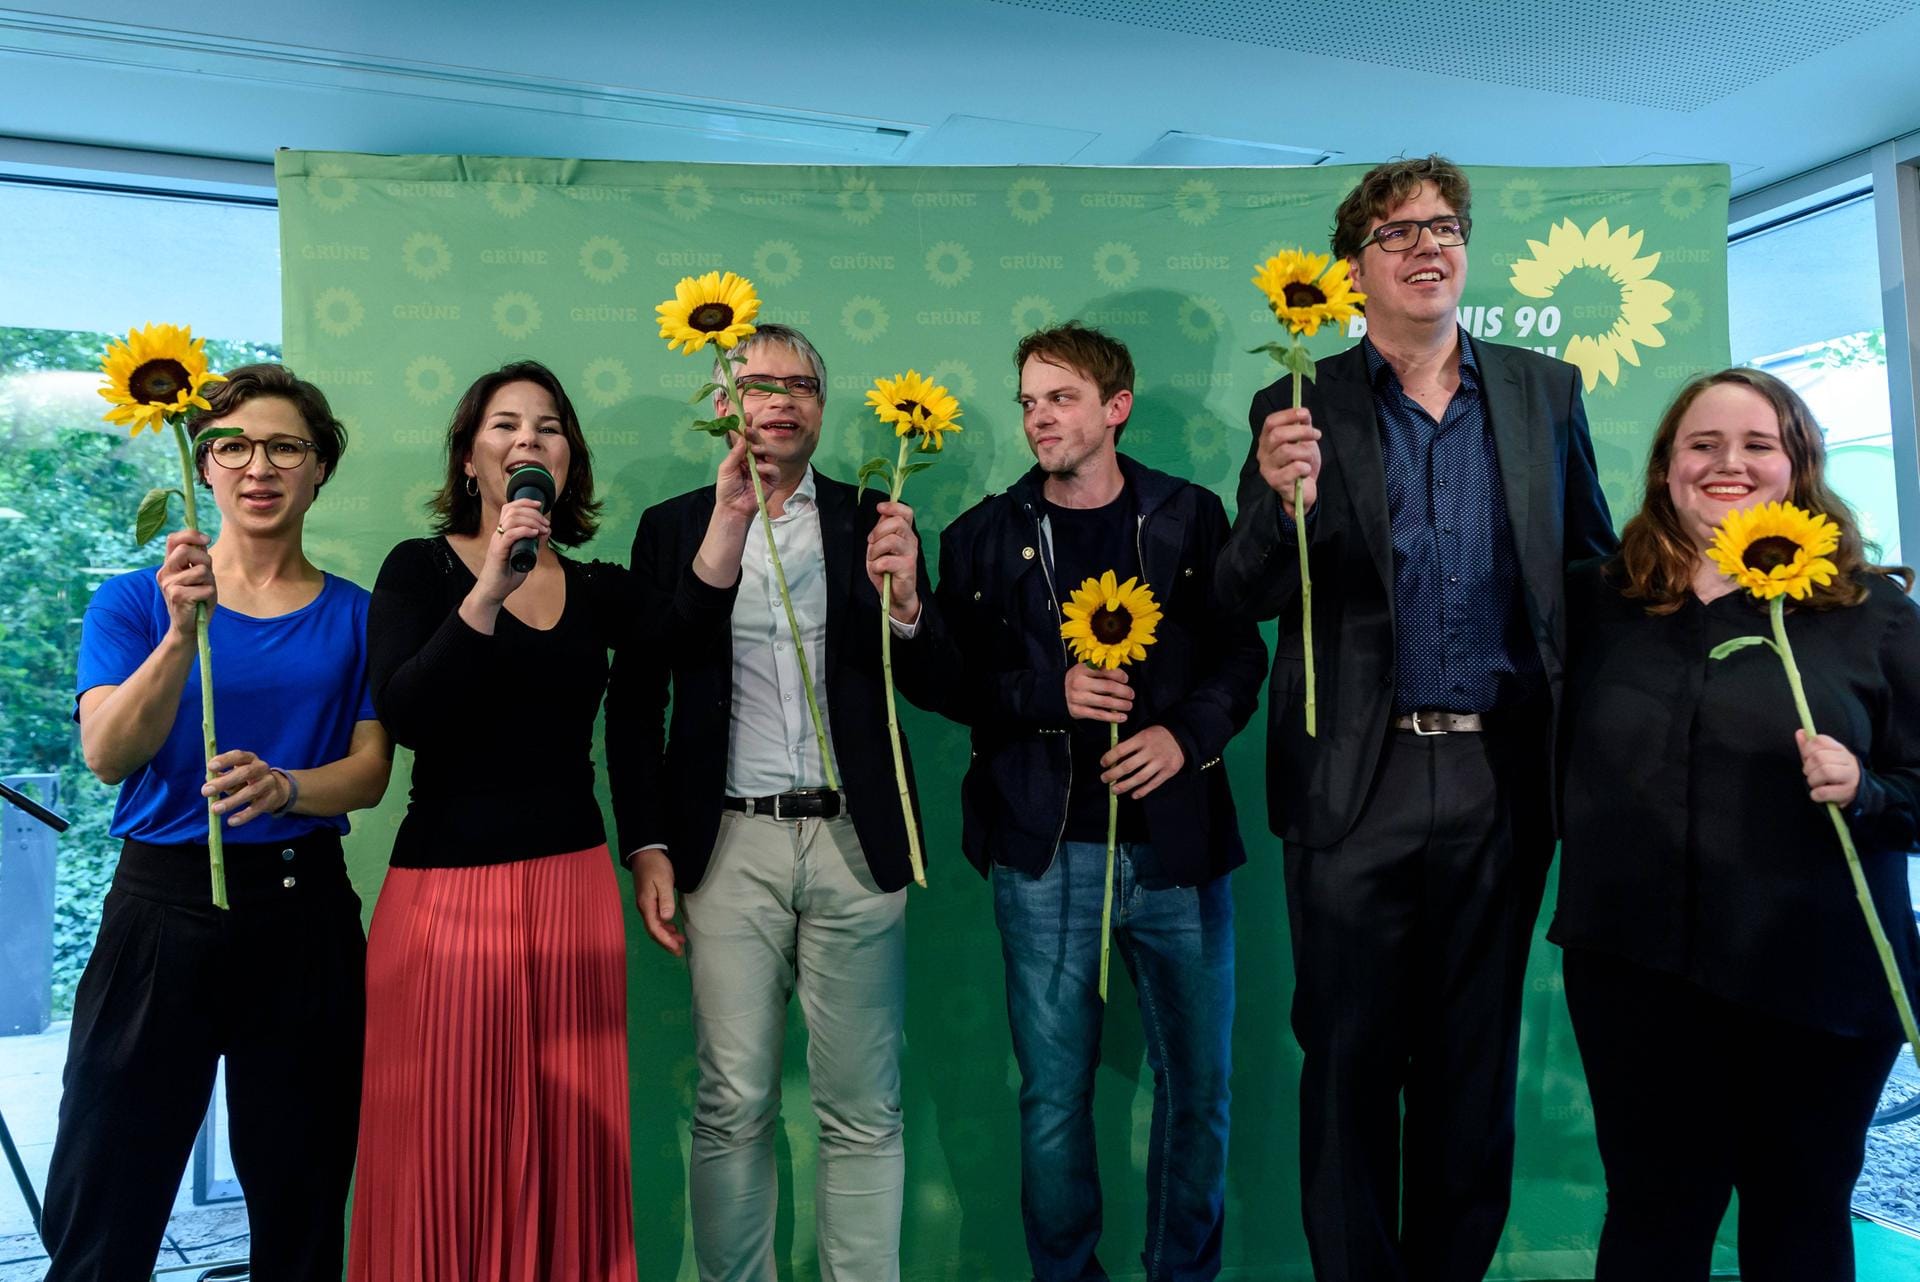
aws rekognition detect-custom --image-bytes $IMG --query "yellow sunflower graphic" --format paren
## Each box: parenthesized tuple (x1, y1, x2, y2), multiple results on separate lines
(306, 161, 358, 213)
(401, 231, 453, 282)
(866, 370, 963, 451)
(580, 356, 634, 409)
(491, 291, 543, 342)
(752, 239, 803, 286)
(1252, 251, 1366, 337)
(656, 271, 760, 353)
(1173, 178, 1221, 227)
(314, 287, 366, 339)
(928, 358, 979, 400)
(1092, 241, 1140, 290)
(1497, 177, 1546, 223)
(841, 296, 890, 344)
(1508, 218, 1674, 392)
(1706, 501, 1841, 601)
(1006, 177, 1053, 226)
(1175, 295, 1226, 343)
(1010, 294, 1057, 335)
(578, 235, 629, 285)
(925, 241, 973, 289)
(1660, 172, 1708, 220)
(97, 324, 225, 435)
(838, 175, 885, 225)
(663, 173, 713, 223)
(1061, 571, 1162, 669)
(402, 354, 455, 405)
(485, 167, 538, 219)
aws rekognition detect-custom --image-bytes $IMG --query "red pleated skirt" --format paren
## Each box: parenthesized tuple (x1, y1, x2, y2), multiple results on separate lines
(348, 845, 637, 1282)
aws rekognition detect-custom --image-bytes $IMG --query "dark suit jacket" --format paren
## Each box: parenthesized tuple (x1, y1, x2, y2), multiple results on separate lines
(1215, 336, 1617, 849)
(608, 471, 942, 893)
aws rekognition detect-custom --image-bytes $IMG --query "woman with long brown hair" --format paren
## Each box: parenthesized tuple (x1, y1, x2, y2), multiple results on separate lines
(1550, 367, 1920, 1280)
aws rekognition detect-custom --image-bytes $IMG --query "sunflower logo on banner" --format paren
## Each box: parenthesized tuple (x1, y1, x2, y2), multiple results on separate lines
(1248, 250, 1366, 738)
(1507, 217, 1674, 392)
(655, 270, 837, 790)
(858, 371, 964, 888)
(98, 324, 233, 908)
(1705, 501, 1920, 1072)
(1061, 572, 1162, 1000)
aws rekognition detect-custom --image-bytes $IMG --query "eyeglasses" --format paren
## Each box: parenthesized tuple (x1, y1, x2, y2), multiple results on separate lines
(738, 374, 822, 401)
(204, 435, 320, 470)
(1355, 215, 1471, 253)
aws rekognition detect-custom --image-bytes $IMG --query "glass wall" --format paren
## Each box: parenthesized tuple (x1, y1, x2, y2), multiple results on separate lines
(0, 178, 278, 1274)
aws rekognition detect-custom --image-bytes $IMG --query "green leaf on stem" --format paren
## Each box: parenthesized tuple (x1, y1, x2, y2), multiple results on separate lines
(691, 414, 740, 436)
(134, 488, 179, 546)
(736, 381, 789, 397)
(899, 460, 936, 480)
(687, 382, 723, 404)
(1708, 634, 1776, 661)
(855, 456, 893, 500)
(189, 426, 243, 446)
(1280, 344, 1317, 381)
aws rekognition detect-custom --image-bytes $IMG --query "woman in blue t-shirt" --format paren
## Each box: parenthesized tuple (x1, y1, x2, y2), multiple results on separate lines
(43, 365, 393, 1282)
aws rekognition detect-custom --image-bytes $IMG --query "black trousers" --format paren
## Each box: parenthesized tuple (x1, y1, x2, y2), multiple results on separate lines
(1562, 949, 1900, 1282)
(41, 833, 366, 1282)
(1284, 725, 1553, 1282)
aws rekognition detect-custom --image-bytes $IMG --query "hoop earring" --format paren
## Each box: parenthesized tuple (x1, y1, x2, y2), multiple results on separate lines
(465, 475, 478, 496)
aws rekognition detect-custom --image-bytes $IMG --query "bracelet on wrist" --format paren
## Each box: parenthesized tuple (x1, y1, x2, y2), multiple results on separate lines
(269, 767, 300, 817)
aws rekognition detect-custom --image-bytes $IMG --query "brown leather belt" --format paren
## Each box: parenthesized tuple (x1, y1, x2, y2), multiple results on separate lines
(1392, 710, 1486, 735)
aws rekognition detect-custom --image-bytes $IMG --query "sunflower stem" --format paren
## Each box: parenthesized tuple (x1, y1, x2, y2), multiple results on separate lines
(722, 357, 839, 792)
(171, 419, 226, 911)
(1291, 362, 1316, 739)
(1098, 720, 1119, 1003)
(881, 435, 925, 887)
(1769, 597, 1920, 1071)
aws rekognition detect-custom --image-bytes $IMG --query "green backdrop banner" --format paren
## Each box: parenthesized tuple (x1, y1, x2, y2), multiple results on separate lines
(276, 151, 1731, 1281)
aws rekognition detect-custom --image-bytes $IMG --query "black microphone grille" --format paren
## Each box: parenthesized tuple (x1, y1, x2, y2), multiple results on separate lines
(506, 464, 557, 508)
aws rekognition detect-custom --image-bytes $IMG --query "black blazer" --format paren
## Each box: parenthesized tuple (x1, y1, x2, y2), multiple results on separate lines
(1215, 336, 1617, 849)
(608, 472, 943, 893)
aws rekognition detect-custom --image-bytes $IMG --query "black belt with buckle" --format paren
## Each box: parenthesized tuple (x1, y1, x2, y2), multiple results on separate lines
(724, 789, 843, 820)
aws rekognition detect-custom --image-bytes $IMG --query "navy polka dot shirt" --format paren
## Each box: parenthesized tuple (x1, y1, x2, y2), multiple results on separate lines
(1364, 333, 1544, 715)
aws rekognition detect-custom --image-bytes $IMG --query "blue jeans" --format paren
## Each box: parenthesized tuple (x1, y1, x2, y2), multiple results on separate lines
(992, 841, 1235, 1282)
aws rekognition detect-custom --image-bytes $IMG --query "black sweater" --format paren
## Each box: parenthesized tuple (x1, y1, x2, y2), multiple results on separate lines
(1550, 560, 1920, 1038)
(367, 536, 675, 869)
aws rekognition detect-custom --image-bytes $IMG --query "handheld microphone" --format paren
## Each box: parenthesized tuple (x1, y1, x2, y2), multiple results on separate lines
(505, 465, 557, 573)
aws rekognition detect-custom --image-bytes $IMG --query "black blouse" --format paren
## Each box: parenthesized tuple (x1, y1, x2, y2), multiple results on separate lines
(367, 537, 655, 869)
(1550, 559, 1920, 1037)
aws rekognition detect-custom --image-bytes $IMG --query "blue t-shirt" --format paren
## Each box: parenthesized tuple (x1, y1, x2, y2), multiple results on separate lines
(75, 569, 377, 845)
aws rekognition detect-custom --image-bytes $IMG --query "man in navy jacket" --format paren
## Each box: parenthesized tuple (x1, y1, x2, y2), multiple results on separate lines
(927, 324, 1266, 1282)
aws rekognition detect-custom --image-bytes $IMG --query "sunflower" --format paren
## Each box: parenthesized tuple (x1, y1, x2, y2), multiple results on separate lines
(1706, 501, 1841, 601)
(1507, 217, 1673, 392)
(866, 370, 963, 452)
(1061, 571, 1162, 669)
(1252, 251, 1366, 337)
(98, 323, 225, 436)
(656, 270, 760, 353)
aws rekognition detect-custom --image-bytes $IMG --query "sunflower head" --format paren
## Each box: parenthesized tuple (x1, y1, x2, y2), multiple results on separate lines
(98, 323, 225, 436)
(1252, 250, 1366, 338)
(1060, 570, 1162, 669)
(865, 370, 964, 452)
(1705, 500, 1842, 601)
(656, 270, 761, 354)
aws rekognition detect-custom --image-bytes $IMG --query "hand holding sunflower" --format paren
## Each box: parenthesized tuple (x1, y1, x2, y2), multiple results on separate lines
(655, 270, 837, 789)
(1706, 500, 1920, 1071)
(1061, 571, 1162, 1000)
(1248, 251, 1366, 739)
(858, 370, 965, 889)
(98, 323, 232, 909)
